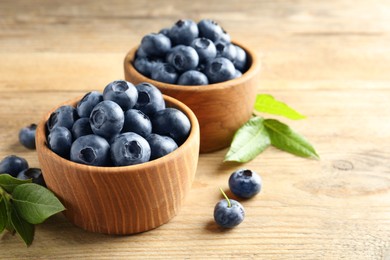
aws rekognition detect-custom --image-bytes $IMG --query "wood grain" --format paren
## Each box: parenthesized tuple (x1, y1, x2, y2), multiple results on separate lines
(1, 0, 390, 259)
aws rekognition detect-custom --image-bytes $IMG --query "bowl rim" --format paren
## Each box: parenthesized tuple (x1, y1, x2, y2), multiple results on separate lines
(36, 94, 200, 174)
(124, 40, 261, 92)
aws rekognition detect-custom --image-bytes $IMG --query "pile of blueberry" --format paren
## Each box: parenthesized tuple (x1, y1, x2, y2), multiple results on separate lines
(0, 155, 45, 186)
(133, 19, 248, 85)
(46, 80, 191, 167)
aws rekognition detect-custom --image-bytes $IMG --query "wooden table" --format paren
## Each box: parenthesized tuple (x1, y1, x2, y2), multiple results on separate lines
(1, 0, 390, 259)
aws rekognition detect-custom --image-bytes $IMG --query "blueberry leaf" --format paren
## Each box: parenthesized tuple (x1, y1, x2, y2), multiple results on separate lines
(254, 94, 306, 120)
(0, 194, 8, 233)
(224, 116, 271, 163)
(12, 183, 65, 225)
(264, 119, 319, 159)
(10, 207, 34, 246)
(0, 174, 31, 194)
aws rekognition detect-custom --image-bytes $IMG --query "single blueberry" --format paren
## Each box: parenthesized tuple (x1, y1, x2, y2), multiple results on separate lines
(151, 63, 178, 84)
(214, 199, 245, 228)
(103, 80, 138, 111)
(191, 37, 217, 63)
(233, 45, 248, 72)
(169, 19, 199, 46)
(146, 134, 178, 160)
(76, 91, 103, 118)
(177, 70, 208, 85)
(19, 123, 37, 149)
(110, 132, 151, 166)
(89, 100, 124, 139)
(123, 109, 152, 138)
(234, 69, 242, 79)
(229, 169, 262, 199)
(133, 57, 162, 77)
(167, 45, 199, 72)
(134, 82, 166, 116)
(140, 33, 171, 57)
(70, 134, 110, 166)
(48, 126, 72, 158)
(215, 41, 237, 62)
(0, 155, 29, 177)
(197, 19, 224, 42)
(72, 117, 93, 139)
(17, 168, 46, 187)
(219, 28, 231, 43)
(135, 46, 148, 58)
(47, 105, 78, 131)
(205, 57, 236, 83)
(151, 108, 191, 145)
(159, 27, 170, 37)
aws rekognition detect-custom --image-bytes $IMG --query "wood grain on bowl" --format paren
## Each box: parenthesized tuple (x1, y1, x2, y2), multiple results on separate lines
(36, 95, 200, 235)
(124, 42, 261, 153)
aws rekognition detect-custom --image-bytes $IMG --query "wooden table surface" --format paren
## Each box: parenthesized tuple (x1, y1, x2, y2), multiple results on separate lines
(1, 0, 390, 259)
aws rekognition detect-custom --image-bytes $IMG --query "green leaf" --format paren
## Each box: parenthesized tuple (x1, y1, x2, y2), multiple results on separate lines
(12, 183, 65, 225)
(254, 94, 306, 120)
(0, 194, 7, 233)
(10, 207, 34, 246)
(264, 119, 319, 159)
(224, 116, 271, 163)
(0, 174, 31, 194)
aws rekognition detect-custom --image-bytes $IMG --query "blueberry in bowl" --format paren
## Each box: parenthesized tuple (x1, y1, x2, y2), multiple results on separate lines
(35, 80, 200, 235)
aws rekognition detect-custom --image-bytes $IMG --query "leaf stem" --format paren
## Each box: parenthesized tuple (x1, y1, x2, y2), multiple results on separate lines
(219, 188, 231, 208)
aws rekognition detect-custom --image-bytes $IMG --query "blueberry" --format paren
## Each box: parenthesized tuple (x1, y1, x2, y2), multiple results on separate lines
(134, 82, 166, 116)
(214, 197, 245, 228)
(219, 28, 231, 43)
(110, 132, 151, 166)
(47, 126, 72, 158)
(167, 45, 199, 72)
(123, 109, 152, 138)
(19, 123, 37, 149)
(72, 117, 93, 139)
(191, 37, 217, 63)
(205, 57, 236, 83)
(159, 27, 170, 37)
(229, 169, 262, 198)
(151, 108, 191, 145)
(234, 69, 242, 79)
(233, 45, 248, 72)
(197, 19, 224, 42)
(135, 46, 148, 58)
(215, 41, 237, 62)
(89, 100, 124, 139)
(17, 168, 46, 187)
(47, 105, 78, 131)
(103, 80, 138, 111)
(151, 63, 178, 84)
(169, 19, 199, 46)
(0, 155, 29, 177)
(70, 135, 110, 166)
(76, 91, 103, 118)
(177, 70, 208, 85)
(146, 134, 178, 160)
(134, 57, 162, 77)
(140, 33, 171, 57)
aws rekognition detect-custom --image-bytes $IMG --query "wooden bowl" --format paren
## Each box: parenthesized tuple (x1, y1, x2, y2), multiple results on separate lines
(124, 41, 261, 153)
(36, 95, 200, 235)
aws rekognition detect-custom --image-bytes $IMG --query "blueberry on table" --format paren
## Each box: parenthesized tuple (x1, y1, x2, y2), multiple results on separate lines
(205, 57, 236, 83)
(19, 123, 37, 149)
(123, 109, 152, 138)
(17, 168, 46, 187)
(151, 108, 191, 146)
(70, 134, 110, 166)
(0, 155, 29, 177)
(151, 63, 178, 84)
(169, 19, 199, 46)
(229, 169, 262, 199)
(47, 126, 73, 158)
(134, 82, 165, 116)
(167, 45, 199, 72)
(197, 19, 224, 42)
(110, 132, 151, 166)
(214, 188, 245, 228)
(72, 117, 93, 139)
(233, 45, 248, 72)
(76, 91, 103, 118)
(103, 80, 138, 111)
(140, 33, 171, 57)
(191, 37, 217, 63)
(177, 70, 209, 86)
(134, 57, 162, 77)
(146, 133, 178, 160)
(89, 100, 124, 139)
(47, 105, 78, 131)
